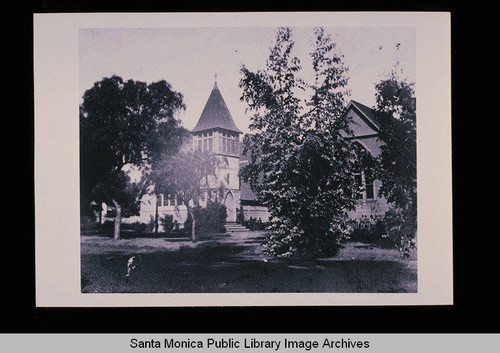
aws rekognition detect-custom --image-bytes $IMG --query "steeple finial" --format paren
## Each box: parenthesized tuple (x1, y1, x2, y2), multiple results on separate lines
(214, 73, 218, 84)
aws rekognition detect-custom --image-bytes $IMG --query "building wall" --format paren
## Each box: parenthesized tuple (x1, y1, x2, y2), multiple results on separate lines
(139, 188, 242, 228)
(353, 135, 382, 157)
(216, 154, 240, 190)
(191, 131, 241, 192)
(241, 205, 271, 222)
(347, 108, 389, 219)
(347, 180, 390, 219)
(139, 194, 190, 228)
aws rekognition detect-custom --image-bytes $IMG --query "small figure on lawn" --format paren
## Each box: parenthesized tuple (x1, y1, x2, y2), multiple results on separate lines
(125, 254, 142, 282)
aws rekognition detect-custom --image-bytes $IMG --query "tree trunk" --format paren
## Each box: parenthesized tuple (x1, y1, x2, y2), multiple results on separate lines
(112, 199, 122, 240)
(99, 204, 103, 224)
(154, 198, 159, 237)
(188, 207, 196, 242)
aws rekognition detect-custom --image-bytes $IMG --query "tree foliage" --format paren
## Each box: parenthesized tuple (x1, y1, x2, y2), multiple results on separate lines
(239, 27, 365, 257)
(149, 150, 219, 241)
(80, 75, 186, 239)
(183, 201, 227, 235)
(374, 67, 417, 253)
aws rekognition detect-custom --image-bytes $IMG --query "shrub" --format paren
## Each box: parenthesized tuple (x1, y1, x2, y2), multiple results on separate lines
(184, 202, 228, 234)
(242, 217, 269, 231)
(382, 208, 417, 258)
(236, 207, 245, 224)
(195, 201, 227, 234)
(184, 210, 194, 234)
(80, 215, 99, 232)
(121, 222, 147, 233)
(263, 216, 348, 258)
(347, 216, 391, 247)
(93, 220, 149, 237)
(146, 215, 155, 233)
(160, 214, 175, 235)
(97, 220, 115, 234)
(345, 211, 416, 258)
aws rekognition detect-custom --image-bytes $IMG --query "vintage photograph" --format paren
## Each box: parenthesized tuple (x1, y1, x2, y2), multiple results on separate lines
(79, 25, 418, 294)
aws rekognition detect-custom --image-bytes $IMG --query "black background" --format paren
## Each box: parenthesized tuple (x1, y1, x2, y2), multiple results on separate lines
(8, 0, 498, 334)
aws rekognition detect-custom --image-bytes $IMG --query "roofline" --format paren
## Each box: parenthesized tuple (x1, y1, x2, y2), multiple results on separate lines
(346, 133, 379, 140)
(346, 100, 380, 132)
(191, 126, 243, 134)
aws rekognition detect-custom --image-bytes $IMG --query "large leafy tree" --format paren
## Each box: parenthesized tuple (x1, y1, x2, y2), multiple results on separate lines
(239, 27, 363, 257)
(374, 68, 417, 255)
(142, 126, 190, 236)
(80, 75, 186, 240)
(149, 150, 219, 242)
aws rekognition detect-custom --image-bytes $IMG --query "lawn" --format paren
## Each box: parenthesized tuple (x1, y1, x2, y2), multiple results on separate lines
(80, 231, 417, 293)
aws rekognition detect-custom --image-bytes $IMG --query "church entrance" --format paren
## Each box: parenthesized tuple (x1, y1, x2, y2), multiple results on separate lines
(224, 192, 235, 222)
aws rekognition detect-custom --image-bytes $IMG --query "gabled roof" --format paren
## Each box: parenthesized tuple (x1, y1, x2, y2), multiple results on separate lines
(347, 100, 380, 131)
(192, 82, 242, 134)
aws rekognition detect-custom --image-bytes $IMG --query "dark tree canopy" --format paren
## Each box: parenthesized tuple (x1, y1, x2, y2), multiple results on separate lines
(375, 75, 417, 210)
(374, 70, 417, 254)
(80, 75, 186, 239)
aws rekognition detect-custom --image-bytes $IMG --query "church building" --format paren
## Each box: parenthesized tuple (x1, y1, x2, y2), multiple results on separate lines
(138, 81, 388, 228)
(189, 80, 243, 223)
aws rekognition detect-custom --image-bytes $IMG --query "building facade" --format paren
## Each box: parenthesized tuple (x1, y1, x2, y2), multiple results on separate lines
(139, 82, 388, 228)
(139, 82, 243, 226)
(344, 100, 389, 219)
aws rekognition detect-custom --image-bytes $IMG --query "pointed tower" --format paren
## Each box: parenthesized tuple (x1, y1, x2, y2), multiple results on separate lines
(191, 79, 242, 222)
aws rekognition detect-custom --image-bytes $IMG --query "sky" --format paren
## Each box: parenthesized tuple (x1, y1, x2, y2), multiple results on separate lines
(79, 26, 415, 134)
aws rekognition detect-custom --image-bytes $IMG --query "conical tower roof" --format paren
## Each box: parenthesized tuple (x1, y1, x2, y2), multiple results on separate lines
(192, 82, 242, 134)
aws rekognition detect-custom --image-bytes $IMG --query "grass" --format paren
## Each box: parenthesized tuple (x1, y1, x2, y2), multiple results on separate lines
(80, 232, 417, 293)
